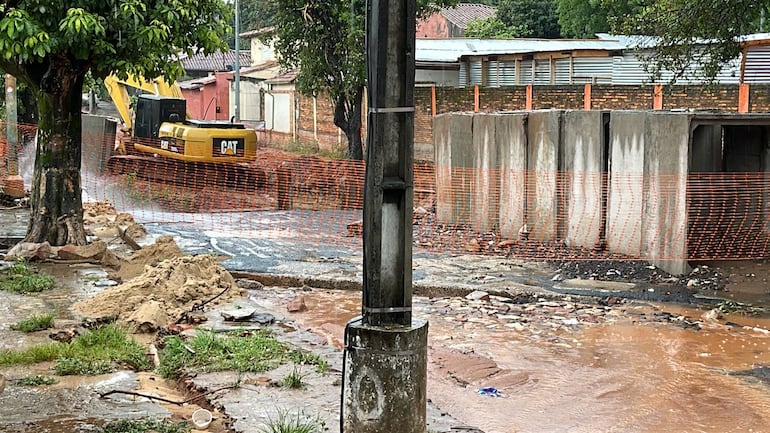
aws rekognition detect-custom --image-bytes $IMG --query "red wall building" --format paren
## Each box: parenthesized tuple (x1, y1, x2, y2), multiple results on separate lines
(179, 72, 232, 121)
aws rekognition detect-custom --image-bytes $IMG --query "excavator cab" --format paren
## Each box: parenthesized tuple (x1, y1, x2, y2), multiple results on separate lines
(134, 95, 186, 139)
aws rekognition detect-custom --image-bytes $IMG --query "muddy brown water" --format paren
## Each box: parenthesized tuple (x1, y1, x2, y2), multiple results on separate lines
(260, 289, 770, 433)
(2, 260, 770, 432)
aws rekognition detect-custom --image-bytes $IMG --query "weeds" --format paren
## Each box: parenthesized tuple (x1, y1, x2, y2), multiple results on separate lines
(17, 374, 58, 386)
(0, 260, 56, 293)
(280, 365, 307, 389)
(99, 418, 192, 433)
(259, 409, 325, 433)
(10, 313, 55, 332)
(288, 350, 329, 373)
(158, 329, 327, 379)
(0, 324, 151, 375)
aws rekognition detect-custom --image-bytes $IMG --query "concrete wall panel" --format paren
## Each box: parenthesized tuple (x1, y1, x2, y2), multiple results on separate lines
(434, 113, 474, 225)
(497, 113, 528, 238)
(526, 110, 561, 241)
(470, 114, 499, 232)
(561, 111, 604, 249)
(607, 111, 646, 257)
(643, 112, 690, 275)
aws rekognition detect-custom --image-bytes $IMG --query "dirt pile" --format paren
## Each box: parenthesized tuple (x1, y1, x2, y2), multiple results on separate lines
(74, 255, 246, 332)
(108, 235, 183, 282)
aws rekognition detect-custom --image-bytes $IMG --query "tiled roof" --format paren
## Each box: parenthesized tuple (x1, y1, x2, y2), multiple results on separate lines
(267, 69, 299, 84)
(181, 50, 252, 73)
(440, 3, 497, 30)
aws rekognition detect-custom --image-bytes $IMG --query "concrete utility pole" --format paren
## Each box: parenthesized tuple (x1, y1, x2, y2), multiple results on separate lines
(4, 74, 24, 198)
(341, 0, 427, 430)
(234, 0, 241, 122)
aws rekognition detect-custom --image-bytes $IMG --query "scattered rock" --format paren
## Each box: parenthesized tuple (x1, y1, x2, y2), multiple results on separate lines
(701, 308, 722, 322)
(49, 328, 79, 343)
(57, 240, 108, 261)
(287, 296, 308, 312)
(236, 279, 264, 290)
(5, 241, 52, 261)
(465, 239, 481, 253)
(221, 308, 258, 322)
(465, 290, 490, 301)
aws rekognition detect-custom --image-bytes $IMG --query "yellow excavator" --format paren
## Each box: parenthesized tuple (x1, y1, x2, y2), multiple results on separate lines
(104, 74, 265, 188)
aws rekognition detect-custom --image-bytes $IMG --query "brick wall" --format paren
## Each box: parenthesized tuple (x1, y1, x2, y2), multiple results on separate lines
(266, 83, 770, 157)
(749, 84, 770, 113)
(532, 85, 584, 110)
(478, 87, 527, 111)
(661, 85, 739, 111)
(591, 85, 654, 110)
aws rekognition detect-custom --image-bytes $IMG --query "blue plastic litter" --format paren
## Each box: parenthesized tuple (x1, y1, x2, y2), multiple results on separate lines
(478, 387, 501, 397)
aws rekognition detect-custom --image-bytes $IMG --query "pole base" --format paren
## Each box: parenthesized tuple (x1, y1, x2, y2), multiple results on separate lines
(342, 319, 428, 433)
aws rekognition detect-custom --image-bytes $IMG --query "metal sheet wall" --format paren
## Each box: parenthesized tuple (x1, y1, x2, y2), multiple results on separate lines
(573, 57, 613, 84)
(744, 45, 770, 84)
(519, 61, 533, 85)
(534, 59, 551, 84)
(469, 60, 483, 85)
(485, 61, 501, 87)
(554, 58, 572, 83)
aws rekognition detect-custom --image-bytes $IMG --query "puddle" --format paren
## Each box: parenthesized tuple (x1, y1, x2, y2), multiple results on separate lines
(0, 370, 169, 432)
(268, 287, 770, 433)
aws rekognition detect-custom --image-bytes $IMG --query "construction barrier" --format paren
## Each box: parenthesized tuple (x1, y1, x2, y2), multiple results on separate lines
(3, 118, 770, 266)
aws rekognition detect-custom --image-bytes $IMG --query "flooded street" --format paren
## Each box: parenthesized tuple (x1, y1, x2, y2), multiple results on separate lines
(258, 287, 770, 433)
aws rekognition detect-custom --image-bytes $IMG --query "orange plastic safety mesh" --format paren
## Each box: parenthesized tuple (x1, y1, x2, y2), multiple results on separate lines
(5, 122, 770, 263)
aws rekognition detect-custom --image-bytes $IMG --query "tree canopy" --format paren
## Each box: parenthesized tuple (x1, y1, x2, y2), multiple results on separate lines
(617, 0, 770, 82)
(497, 0, 561, 38)
(267, 0, 455, 160)
(0, 0, 233, 246)
(555, 0, 644, 38)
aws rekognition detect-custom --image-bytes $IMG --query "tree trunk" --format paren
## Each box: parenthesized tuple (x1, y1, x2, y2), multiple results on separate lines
(24, 66, 87, 246)
(333, 87, 364, 160)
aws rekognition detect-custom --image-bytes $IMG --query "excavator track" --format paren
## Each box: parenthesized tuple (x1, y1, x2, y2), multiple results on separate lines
(107, 154, 267, 194)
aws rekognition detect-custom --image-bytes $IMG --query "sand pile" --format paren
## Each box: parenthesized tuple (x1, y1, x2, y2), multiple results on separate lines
(74, 254, 246, 332)
(108, 235, 184, 282)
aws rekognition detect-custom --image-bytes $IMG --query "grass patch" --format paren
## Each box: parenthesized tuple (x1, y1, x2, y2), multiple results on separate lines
(99, 418, 191, 433)
(259, 409, 325, 433)
(10, 313, 55, 332)
(17, 374, 58, 386)
(280, 365, 307, 389)
(0, 324, 151, 375)
(158, 329, 327, 379)
(283, 140, 347, 160)
(0, 260, 56, 293)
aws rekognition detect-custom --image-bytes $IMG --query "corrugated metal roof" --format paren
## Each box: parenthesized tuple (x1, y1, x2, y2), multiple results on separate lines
(439, 3, 497, 30)
(181, 50, 252, 73)
(416, 38, 626, 63)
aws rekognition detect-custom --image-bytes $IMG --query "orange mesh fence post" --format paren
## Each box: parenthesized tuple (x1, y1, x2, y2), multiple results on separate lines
(584, 84, 592, 110)
(738, 83, 750, 113)
(653, 85, 664, 110)
(526, 85, 533, 110)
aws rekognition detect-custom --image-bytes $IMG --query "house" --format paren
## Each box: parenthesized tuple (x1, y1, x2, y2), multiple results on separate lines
(180, 50, 252, 79)
(416, 3, 496, 38)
